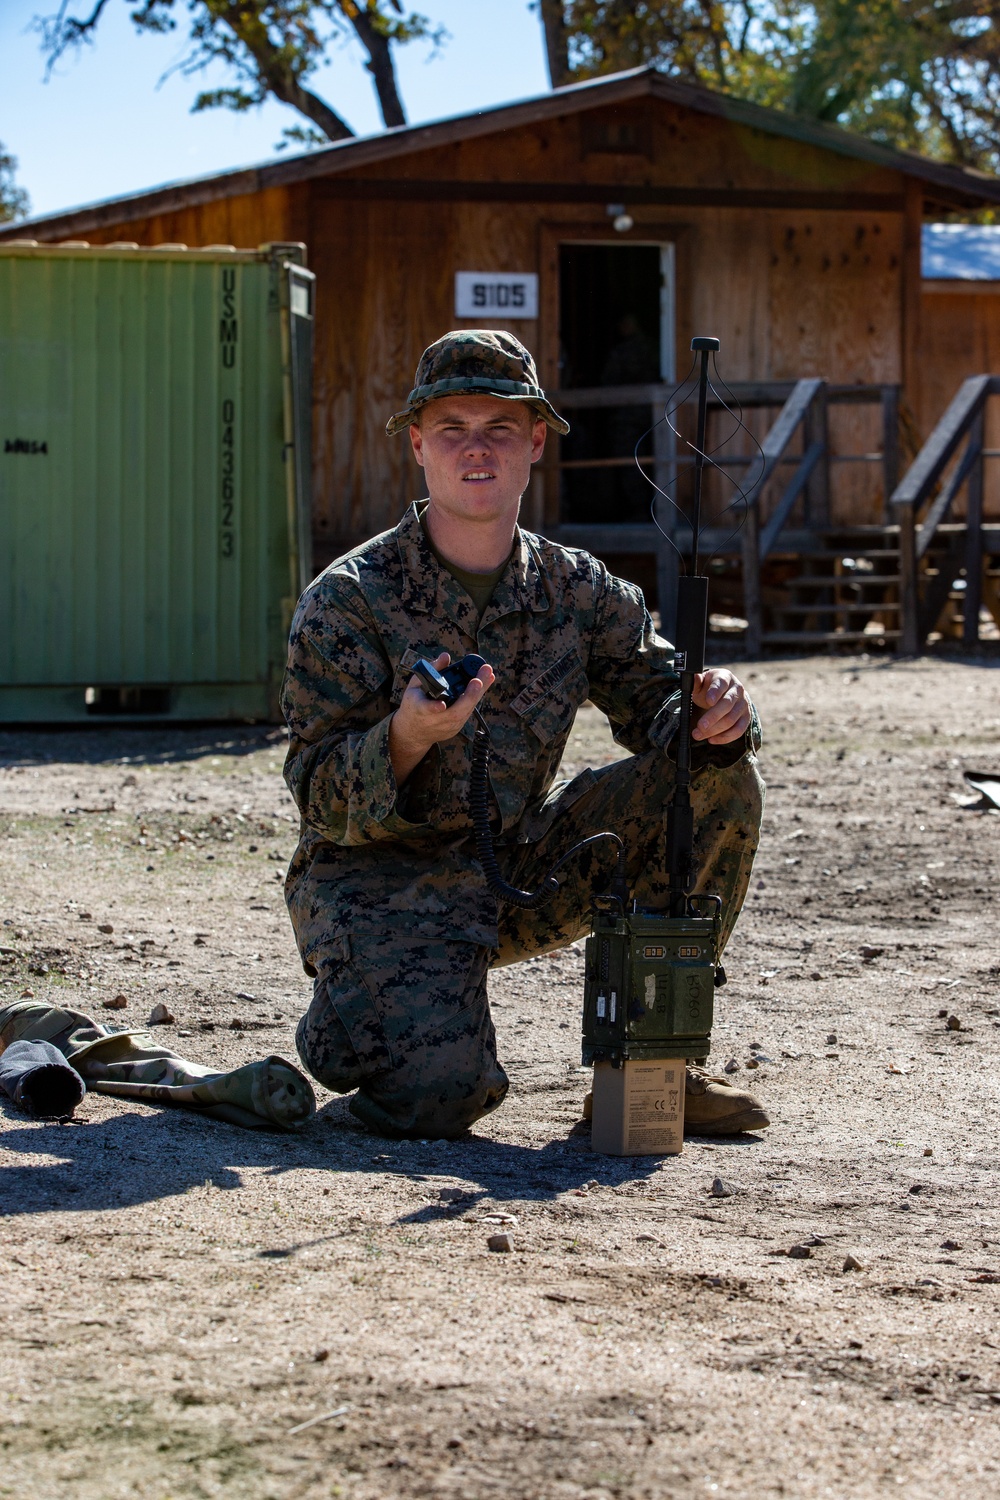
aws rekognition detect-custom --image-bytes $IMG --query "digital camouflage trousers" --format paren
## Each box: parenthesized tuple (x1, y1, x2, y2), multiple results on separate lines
(296, 744, 764, 1140)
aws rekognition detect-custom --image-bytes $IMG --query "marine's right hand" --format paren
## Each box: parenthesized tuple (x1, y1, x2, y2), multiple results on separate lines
(388, 652, 495, 786)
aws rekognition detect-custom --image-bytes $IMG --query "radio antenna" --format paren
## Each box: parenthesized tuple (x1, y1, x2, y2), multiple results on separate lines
(689, 336, 716, 578)
(664, 335, 718, 917)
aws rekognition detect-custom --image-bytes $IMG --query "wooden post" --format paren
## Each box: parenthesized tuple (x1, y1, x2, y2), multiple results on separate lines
(898, 503, 919, 655)
(881, 385, 900, 525)
(891, 377, 992, 654)
(742, 502, 762, 657)
(963, 409, 985, 648)
(538, 225, 563, 532)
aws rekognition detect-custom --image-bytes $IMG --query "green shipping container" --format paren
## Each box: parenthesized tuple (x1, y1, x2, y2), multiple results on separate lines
(0, 241, 314, 721)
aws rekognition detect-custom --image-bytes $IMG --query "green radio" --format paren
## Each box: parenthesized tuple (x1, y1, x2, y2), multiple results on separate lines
(581, 900, 720, 1064)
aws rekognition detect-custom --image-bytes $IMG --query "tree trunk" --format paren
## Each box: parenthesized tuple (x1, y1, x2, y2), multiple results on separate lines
(538, 0, 571, 88)
(343, 4, 408, 128)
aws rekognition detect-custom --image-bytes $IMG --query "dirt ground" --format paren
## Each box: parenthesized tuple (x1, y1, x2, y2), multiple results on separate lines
(2, 652, 1000, 1500)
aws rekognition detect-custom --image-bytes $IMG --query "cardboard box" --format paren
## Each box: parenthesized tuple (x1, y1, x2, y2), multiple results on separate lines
(591, 1058, 685, 1156)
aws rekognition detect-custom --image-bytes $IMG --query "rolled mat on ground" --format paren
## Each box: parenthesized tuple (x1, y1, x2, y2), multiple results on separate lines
(0, 1000, 316, 1132)
(0, 1038, 86, 1120)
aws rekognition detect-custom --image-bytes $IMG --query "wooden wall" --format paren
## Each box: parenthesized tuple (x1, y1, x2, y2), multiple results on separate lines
(40, 97, 925, 552)
(77, 185, 297, 256)
(305, 194, 543, 555)
(302, 199, 905, 545)
(920, 287, 1000, 519)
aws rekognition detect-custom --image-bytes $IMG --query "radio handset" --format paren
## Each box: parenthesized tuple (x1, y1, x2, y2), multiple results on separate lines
(410, 653, 486, 705)
(410, 651, 625, 911)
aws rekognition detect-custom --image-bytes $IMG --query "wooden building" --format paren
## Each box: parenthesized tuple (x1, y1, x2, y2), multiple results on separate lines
(5, 65, 1000, 648)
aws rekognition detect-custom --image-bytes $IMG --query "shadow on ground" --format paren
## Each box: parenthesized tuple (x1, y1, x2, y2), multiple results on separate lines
(0, 724, 287, 769)
(0, 1090, 758, 1219)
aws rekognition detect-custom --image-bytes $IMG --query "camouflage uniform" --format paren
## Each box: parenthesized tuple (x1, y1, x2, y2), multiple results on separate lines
(282, 503, 763, 1139)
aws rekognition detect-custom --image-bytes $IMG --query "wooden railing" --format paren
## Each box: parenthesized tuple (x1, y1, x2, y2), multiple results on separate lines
(552, 380, 834, 630)
(552, 379, 901, 647)
(740, 379, 825, 654)
(889, 374, 998, 653)
(738, 380, 908, 651)
(552, 381, 685, 625)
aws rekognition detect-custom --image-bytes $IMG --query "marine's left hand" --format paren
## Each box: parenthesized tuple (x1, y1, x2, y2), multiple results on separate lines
(690, 668, 752, 745)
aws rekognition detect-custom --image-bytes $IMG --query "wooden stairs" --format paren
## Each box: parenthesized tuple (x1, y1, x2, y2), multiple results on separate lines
(551, 375, 1000, 653)
(760, 526, 903, 647)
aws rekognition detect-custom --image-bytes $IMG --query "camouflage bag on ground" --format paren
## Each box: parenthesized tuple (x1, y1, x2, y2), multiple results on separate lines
(0, 1000, 315, 1132)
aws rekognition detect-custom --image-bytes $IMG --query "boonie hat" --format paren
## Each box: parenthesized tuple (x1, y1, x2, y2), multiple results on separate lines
(385, 329, 570, 436)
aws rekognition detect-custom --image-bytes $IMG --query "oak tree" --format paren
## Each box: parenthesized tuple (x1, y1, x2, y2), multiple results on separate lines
(539, 0, 1000, 175)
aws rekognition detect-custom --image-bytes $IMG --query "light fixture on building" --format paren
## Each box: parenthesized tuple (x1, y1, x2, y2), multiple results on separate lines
(606, 203, 634, 233)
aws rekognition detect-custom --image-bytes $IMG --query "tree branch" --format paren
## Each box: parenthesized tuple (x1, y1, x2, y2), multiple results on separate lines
(268, 73, 356, 139)
(341, 1, 407, 127)
(246, 58, 356, 139)
(699, 0, 729, 88)
(36, 0, 112, 74)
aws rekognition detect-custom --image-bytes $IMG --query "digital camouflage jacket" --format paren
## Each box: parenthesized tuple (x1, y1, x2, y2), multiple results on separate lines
(281, 502, 683, 975)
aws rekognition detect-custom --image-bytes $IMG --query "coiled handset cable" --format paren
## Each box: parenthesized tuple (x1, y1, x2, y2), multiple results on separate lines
(410, 653, 626, 911)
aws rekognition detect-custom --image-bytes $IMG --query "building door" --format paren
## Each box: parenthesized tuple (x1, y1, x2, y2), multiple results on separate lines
(558, 242, 675, 528)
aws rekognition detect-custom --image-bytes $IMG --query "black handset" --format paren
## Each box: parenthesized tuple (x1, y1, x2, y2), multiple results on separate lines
(411, 653, 487, 706)
(412, 650, 623, 911)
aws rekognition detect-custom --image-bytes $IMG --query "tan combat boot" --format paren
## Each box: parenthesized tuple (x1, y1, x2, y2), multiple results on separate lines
(683, 1064, 769, 1136)
(580, 1066, 770, 1137)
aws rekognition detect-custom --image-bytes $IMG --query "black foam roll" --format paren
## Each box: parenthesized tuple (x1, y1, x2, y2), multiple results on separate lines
(0, 1040, 86, 1120)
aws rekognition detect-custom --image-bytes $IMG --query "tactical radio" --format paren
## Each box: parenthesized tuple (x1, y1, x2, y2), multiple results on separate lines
(581, 338, 726, 1065)
(581, 900, 720, 1065)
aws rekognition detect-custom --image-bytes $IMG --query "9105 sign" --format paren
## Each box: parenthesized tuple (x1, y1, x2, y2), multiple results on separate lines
(454, 272, 538, 320)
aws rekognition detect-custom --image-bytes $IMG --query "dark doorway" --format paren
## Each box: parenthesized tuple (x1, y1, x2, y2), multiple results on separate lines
(558, 243, 671, 525)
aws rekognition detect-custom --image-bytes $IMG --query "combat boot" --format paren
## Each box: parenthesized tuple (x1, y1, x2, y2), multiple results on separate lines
(683, 1064, 769, 1136)
(580, 1066, 770, 1137)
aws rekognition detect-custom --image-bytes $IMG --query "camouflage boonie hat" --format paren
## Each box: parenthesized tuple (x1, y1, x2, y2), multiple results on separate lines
(385, 329, 570, 436)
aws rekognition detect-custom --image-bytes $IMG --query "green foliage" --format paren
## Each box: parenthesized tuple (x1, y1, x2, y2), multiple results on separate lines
(553, 0, 1000, 174)
(276, 123, 331, 149)
(561, 0, 787, 95)
(0, 144, 30, 223)
(781, 0, 1000, 171)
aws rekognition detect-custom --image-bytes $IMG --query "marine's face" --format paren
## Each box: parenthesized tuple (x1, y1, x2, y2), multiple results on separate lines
(409, 394, 546, 528)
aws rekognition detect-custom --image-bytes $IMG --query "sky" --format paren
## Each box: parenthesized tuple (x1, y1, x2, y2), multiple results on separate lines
(2, 0, 551, 220)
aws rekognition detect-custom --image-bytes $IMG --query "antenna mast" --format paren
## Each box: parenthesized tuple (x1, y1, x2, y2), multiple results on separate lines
(665, 335, 719, 917)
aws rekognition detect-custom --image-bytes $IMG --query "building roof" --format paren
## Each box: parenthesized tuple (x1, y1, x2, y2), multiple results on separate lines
(923, 222, 1000, 279)
(5, 64, 1000, 241)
